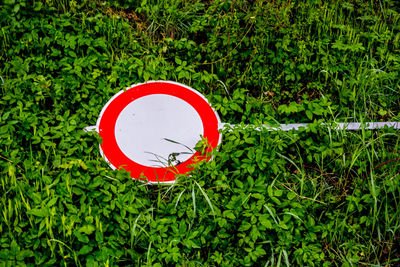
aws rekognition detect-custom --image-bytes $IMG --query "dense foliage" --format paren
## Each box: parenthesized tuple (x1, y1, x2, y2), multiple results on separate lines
(1, 0, 400, 265)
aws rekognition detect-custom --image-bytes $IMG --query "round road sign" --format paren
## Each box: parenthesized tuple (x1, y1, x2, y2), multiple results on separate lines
(96, 81, 221, 183)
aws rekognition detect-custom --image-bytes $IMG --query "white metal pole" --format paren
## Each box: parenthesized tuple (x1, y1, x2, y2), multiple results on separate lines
(220, 122, 400, 131)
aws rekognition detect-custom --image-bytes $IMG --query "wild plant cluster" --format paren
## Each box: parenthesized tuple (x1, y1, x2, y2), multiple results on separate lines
(1, 0, 399, 265)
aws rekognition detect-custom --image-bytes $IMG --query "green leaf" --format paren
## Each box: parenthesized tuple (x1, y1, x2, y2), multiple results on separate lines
(79, 224, 95, 235)
(279, 221, 289, 230)
(308, 216, 315, 227)
(78, 245, 93, 255)
(10, 240, 20, 255)
(223, 210, 236, 219)
(287, 191, 296, 200)
(13, 4, 20, 13)
(306, 110, 313, 120)
(235, 179, 244, 189)
(16, 250, 34, 260)
(267, 186, 274, 198)
(33, 2, 42, 11)
(27, 208, 49, 217)
(255, 246, 266, 257)
(238, 221, 252, 231)
(46, 197, 58, 207)
(378, 109, 387, 116)
(75, 232, 89, 243)
(274, 190, 283, 197)
(252, 193, 264, 200)
(178, 71, 186, 79)
(259, 215, 273, 229)
(247, 165, 255, 174)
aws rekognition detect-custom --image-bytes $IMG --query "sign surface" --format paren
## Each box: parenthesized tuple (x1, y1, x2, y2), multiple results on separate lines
(96, 81, 221, 183)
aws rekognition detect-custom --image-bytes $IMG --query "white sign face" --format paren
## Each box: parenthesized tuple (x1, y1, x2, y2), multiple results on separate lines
(114, 94, 203, 167)
(96, 81, 222, 183)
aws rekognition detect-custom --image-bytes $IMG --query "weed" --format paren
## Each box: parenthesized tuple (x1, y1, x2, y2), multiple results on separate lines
(1, 0, 400, 265)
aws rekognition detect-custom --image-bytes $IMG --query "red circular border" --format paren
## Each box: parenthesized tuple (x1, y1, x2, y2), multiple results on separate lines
(98, 82, 220, 183)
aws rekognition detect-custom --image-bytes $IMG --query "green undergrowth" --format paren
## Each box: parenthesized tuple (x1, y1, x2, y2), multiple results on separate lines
(1, 0, 400, 266)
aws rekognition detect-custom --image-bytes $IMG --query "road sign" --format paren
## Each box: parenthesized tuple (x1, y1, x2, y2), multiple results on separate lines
(95, 81, 221, 183)
(87, 80, 400, 184)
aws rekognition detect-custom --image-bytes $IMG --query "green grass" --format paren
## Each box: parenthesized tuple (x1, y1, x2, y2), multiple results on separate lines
(1, 0, 400, 265)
